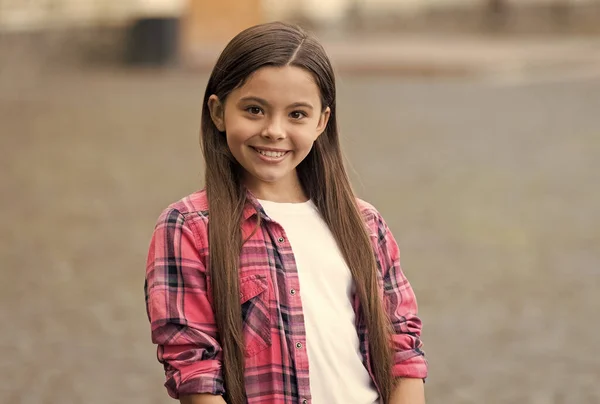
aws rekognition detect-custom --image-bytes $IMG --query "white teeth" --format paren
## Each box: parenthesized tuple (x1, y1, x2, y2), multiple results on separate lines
(256, 149, 286, 158)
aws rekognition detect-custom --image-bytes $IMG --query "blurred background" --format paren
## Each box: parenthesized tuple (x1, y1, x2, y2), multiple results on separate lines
(1, 0, 599, 403)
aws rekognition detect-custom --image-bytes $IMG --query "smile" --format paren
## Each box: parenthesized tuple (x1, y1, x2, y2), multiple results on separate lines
(251, 147, 290, 159)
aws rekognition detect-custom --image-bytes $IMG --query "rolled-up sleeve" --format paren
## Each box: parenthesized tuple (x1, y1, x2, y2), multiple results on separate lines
(376, 215, 428, 380)
(145, 207, 224, 398)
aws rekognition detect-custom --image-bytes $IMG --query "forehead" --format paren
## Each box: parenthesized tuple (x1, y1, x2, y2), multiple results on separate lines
(231, 65, 322, 105)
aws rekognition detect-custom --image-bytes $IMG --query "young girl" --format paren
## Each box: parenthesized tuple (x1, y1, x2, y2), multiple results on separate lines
(145, 22, 427, 404)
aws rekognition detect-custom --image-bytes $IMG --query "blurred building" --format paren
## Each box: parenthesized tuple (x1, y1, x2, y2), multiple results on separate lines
(2, 0, 598, 30)
(1, 0, 599, 67)
(0, 0, 184, 31)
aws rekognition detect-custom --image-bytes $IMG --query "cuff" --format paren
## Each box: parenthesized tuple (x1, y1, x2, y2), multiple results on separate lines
(391, 350, 428, 380)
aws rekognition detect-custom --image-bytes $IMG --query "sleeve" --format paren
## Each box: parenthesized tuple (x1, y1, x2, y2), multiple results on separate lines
(376, 214, 428, 380)
(145, 207, 225, 399)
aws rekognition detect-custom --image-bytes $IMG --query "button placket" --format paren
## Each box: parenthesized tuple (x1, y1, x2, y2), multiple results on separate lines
(269, 224, 309, 404)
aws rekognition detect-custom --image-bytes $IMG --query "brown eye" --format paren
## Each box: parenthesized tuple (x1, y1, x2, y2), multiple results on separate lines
(246, 106, 263, 115)
(290, 111, 307, 120)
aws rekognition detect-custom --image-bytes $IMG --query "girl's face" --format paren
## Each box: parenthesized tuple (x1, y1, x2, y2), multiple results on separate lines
(208, 65, 330, 202)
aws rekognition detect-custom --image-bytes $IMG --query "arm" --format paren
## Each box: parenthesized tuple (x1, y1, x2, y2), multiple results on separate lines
(375, 214, 428, 392)
(145, 208, 225, 399)
(180, 394, 227, 404)
(390, 378, 425, 404)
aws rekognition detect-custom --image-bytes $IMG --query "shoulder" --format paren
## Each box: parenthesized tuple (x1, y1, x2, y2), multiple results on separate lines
(355, 198, 401, 265)
(164, 189, 209, 216)
(154, 189, 210, 234)
(355, 197, 386, 235)
(356, 197, 384, 223)
(148, 191, 210, 268)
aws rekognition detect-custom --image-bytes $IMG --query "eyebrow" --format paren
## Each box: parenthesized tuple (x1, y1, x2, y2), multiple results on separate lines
(239, 96, 314, 110)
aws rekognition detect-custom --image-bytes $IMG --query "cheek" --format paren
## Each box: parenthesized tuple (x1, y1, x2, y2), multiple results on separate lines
(292, 129, 319, 151)
(224, 119, 256, 145)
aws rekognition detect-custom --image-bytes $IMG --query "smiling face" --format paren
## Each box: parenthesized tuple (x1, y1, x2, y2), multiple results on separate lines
(208, 65, 330, 202)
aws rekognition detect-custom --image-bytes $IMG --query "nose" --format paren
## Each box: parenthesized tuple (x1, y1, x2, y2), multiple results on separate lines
(261, 117, 286, 140)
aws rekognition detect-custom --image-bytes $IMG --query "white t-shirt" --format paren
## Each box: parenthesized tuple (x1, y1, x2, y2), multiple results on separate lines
(258, 199, 379, 404)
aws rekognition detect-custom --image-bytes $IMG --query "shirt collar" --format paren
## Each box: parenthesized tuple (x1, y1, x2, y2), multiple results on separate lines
(242, 189, 265, 221)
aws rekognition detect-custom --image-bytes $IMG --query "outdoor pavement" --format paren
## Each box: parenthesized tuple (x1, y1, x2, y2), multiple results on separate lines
(1, 29, 599, 404)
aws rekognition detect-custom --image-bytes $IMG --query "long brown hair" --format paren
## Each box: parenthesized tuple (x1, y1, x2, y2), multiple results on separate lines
(200, 21, 394, 404)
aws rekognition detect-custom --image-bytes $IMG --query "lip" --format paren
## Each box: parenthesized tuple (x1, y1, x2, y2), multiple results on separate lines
(251, 146, 290, 152)
(250, 146, 290, 163)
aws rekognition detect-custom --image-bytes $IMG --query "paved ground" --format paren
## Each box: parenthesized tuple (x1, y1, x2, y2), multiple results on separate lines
(1, 36, 599, 403)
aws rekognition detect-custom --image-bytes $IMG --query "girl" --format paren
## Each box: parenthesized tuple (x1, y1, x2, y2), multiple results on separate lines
(145, 22, 427, 404)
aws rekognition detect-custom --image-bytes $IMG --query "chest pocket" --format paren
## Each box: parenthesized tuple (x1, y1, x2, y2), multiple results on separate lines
(240, 274, 272, 357)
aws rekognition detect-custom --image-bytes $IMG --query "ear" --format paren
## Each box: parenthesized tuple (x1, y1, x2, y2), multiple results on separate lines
(207, 95, 226, 132)
(315, 106, 331, 138)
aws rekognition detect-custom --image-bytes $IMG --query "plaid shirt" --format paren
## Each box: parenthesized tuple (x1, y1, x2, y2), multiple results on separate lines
(145, 189, 427, 403)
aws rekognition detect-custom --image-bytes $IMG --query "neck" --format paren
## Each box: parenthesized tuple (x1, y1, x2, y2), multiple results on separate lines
(245, 172, 308, 203)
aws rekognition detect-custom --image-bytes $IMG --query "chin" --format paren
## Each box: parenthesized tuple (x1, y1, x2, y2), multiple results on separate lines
(255, 175, 283, 184)
(249, 169, 289, 184)
(244, 165, 297, 185)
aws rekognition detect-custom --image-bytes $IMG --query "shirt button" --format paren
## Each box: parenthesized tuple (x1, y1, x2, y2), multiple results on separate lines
(302, 400, 308, 404)
(277, 237, 285, 243)
(290, 289, 296, 295)
(296, 342, 303, 349)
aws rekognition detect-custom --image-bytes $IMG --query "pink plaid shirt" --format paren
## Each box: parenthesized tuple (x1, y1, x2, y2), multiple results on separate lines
(145, 189, 427, 403)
